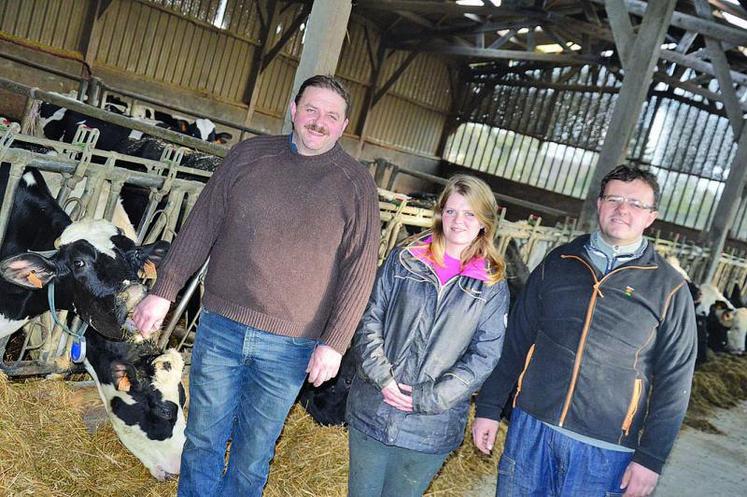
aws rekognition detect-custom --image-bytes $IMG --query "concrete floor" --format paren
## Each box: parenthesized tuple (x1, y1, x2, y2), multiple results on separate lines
(466, 401, 747, 497)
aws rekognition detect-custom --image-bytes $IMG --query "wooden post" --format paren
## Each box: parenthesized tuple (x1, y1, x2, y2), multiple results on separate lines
(702, 124, 747, 284)
(578, 0, 676, 231)
(240, 0, 277, 139)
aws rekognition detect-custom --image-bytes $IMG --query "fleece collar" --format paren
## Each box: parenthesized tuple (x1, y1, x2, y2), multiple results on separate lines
(406, 234, 489, 282)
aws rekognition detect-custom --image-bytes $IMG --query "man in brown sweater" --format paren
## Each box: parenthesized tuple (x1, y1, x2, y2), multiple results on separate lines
(132, 75, 380, 497)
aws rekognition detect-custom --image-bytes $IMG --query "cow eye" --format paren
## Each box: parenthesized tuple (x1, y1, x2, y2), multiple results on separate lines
(73, 259, 86, 269)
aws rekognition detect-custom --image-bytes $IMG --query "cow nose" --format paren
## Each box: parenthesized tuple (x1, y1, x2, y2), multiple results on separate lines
(163, 471, 179, 481)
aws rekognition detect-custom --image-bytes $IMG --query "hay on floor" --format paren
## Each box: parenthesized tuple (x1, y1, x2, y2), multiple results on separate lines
(8, 356, 745, 496)
(0, 371, 504, 497)
(685, 354, 747, 433)
(265, 405, 505, 497)
(0, 372, 177, 497)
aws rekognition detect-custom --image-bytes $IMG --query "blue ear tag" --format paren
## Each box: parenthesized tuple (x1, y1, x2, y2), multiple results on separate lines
(71, 337, 86, 363)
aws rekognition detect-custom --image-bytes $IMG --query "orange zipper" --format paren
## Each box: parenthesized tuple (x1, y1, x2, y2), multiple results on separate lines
(622, 378, 643, 435)
(512, 344, 535, 407)
(557, 255, 657, 427)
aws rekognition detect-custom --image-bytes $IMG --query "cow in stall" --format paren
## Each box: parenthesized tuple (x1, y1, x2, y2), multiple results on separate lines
(725, 285, 747, 354)
(0, 167, 185, 480)
(696, 284, 735, 355)
(152, 110, 233, 144)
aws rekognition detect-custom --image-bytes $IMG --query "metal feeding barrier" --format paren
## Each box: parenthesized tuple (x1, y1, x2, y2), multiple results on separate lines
(0, 124, 208, 377)
(1, 124, 746, 378)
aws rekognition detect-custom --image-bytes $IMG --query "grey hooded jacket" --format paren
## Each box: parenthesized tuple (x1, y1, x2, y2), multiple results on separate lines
(346, 241, 509, 453)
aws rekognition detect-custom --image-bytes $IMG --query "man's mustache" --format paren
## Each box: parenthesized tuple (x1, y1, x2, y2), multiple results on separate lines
(305, 123, 329, 135)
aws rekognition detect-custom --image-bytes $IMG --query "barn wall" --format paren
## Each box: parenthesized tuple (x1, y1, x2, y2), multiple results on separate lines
(0, 0, 451, 161)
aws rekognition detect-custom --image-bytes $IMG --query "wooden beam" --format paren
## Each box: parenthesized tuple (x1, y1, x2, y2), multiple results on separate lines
(488, 29, 517, 49)
(242, 0, 277, 105)
(357, 0, 583, 17)
(261, 2, 311, 71)
(653, 71, 746, 110)
(676, 31, 698, 53)
(397, 44, 599, 64)
(694, 0, 744, 136)
(579, 0, 676, 230)
(544, 27, 574, 52)
(660, 49, 747, 87)
(394, 10, 435, 29)
(703, 123, 747, 283)
(373, 51, 418, 106)
(604, 0, 635, 70)
(581, 0, 603, 25)
(79, 0, 106, 70)
(591, 0, 747, 46)
(356, 0, 535, 16)
(355, 44, 386, 139)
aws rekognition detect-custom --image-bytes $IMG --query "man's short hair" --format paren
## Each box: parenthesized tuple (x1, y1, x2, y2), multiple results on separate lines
(294, 75, 351, 118)
(599, 165, 660, 209)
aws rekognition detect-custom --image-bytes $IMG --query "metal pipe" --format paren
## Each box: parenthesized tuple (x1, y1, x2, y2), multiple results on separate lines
(0, 159, 28, 249)
(391, 163, 570, 217)
(158, 259, 209, 351)
(102, 83, 268, 139)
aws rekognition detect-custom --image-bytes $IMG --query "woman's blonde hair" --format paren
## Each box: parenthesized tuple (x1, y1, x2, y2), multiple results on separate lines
(421, 174, 505, 285)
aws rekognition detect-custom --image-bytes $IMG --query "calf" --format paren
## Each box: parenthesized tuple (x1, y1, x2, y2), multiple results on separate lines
(0, 170, 185, 479)
(84, 330, 186, 480)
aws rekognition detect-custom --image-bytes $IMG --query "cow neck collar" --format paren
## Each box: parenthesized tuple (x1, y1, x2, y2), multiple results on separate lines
(47, 282, 88, 362)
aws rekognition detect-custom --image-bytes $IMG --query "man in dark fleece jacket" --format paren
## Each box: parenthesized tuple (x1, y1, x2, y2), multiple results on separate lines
(132, 75, 379, 497)
(472, 165, 696, 497)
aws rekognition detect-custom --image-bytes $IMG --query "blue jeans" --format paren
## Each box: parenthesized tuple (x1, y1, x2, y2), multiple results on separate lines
(497, 409, 633, 497)
(177, 310, 316, 497)
(348, 426, 449, 497)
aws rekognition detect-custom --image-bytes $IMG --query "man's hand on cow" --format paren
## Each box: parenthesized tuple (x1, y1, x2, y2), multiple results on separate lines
(620, 461, 659, 497)
(132, 294, 171, 338)
(472, 417, 500, 454)
(306, 344, 342, 387)
(381, 381, 413, 412)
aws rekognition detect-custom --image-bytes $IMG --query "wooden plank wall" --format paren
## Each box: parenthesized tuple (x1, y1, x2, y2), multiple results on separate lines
(0, 0, 451, 158)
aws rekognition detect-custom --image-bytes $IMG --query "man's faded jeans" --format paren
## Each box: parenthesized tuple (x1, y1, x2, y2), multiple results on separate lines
(496, 408, 633, 497)
(177, 310, 316, 497)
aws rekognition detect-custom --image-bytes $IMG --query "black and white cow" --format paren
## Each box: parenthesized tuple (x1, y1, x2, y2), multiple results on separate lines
(37, 102, 134, 152)
(83, 329, 186, 480)
(0, 168, 185, 480)
(152, 110, 232, 144)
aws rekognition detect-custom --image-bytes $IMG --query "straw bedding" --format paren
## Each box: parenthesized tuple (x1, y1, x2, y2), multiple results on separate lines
(1, 354, 743, 496)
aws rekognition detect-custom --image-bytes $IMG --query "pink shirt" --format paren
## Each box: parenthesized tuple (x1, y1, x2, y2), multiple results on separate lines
(409, 237, 489, 285)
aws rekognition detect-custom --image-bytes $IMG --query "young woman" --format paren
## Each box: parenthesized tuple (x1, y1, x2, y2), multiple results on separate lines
(346, 174, 510, 497)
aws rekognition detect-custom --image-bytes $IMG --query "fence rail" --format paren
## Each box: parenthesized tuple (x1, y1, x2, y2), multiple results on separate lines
(2, 130, 746, 377)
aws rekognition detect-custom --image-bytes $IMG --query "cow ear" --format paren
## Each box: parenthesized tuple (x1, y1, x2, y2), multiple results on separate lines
(128, 240, 170, 272)
(0, 253, 56, 289)
(111, 361, 136, 392)
(215, 132, 233, 143)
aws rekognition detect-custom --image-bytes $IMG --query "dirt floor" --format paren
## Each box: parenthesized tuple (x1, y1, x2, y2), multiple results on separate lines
(466, 401, 747, 497)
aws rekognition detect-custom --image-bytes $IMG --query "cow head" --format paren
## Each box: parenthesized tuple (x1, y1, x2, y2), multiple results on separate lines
(0, 219, 169, 340)
(86, 335, 186, 480)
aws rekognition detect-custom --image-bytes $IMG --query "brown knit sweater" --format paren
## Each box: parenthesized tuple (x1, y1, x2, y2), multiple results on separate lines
(151, 135, 380, 353)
